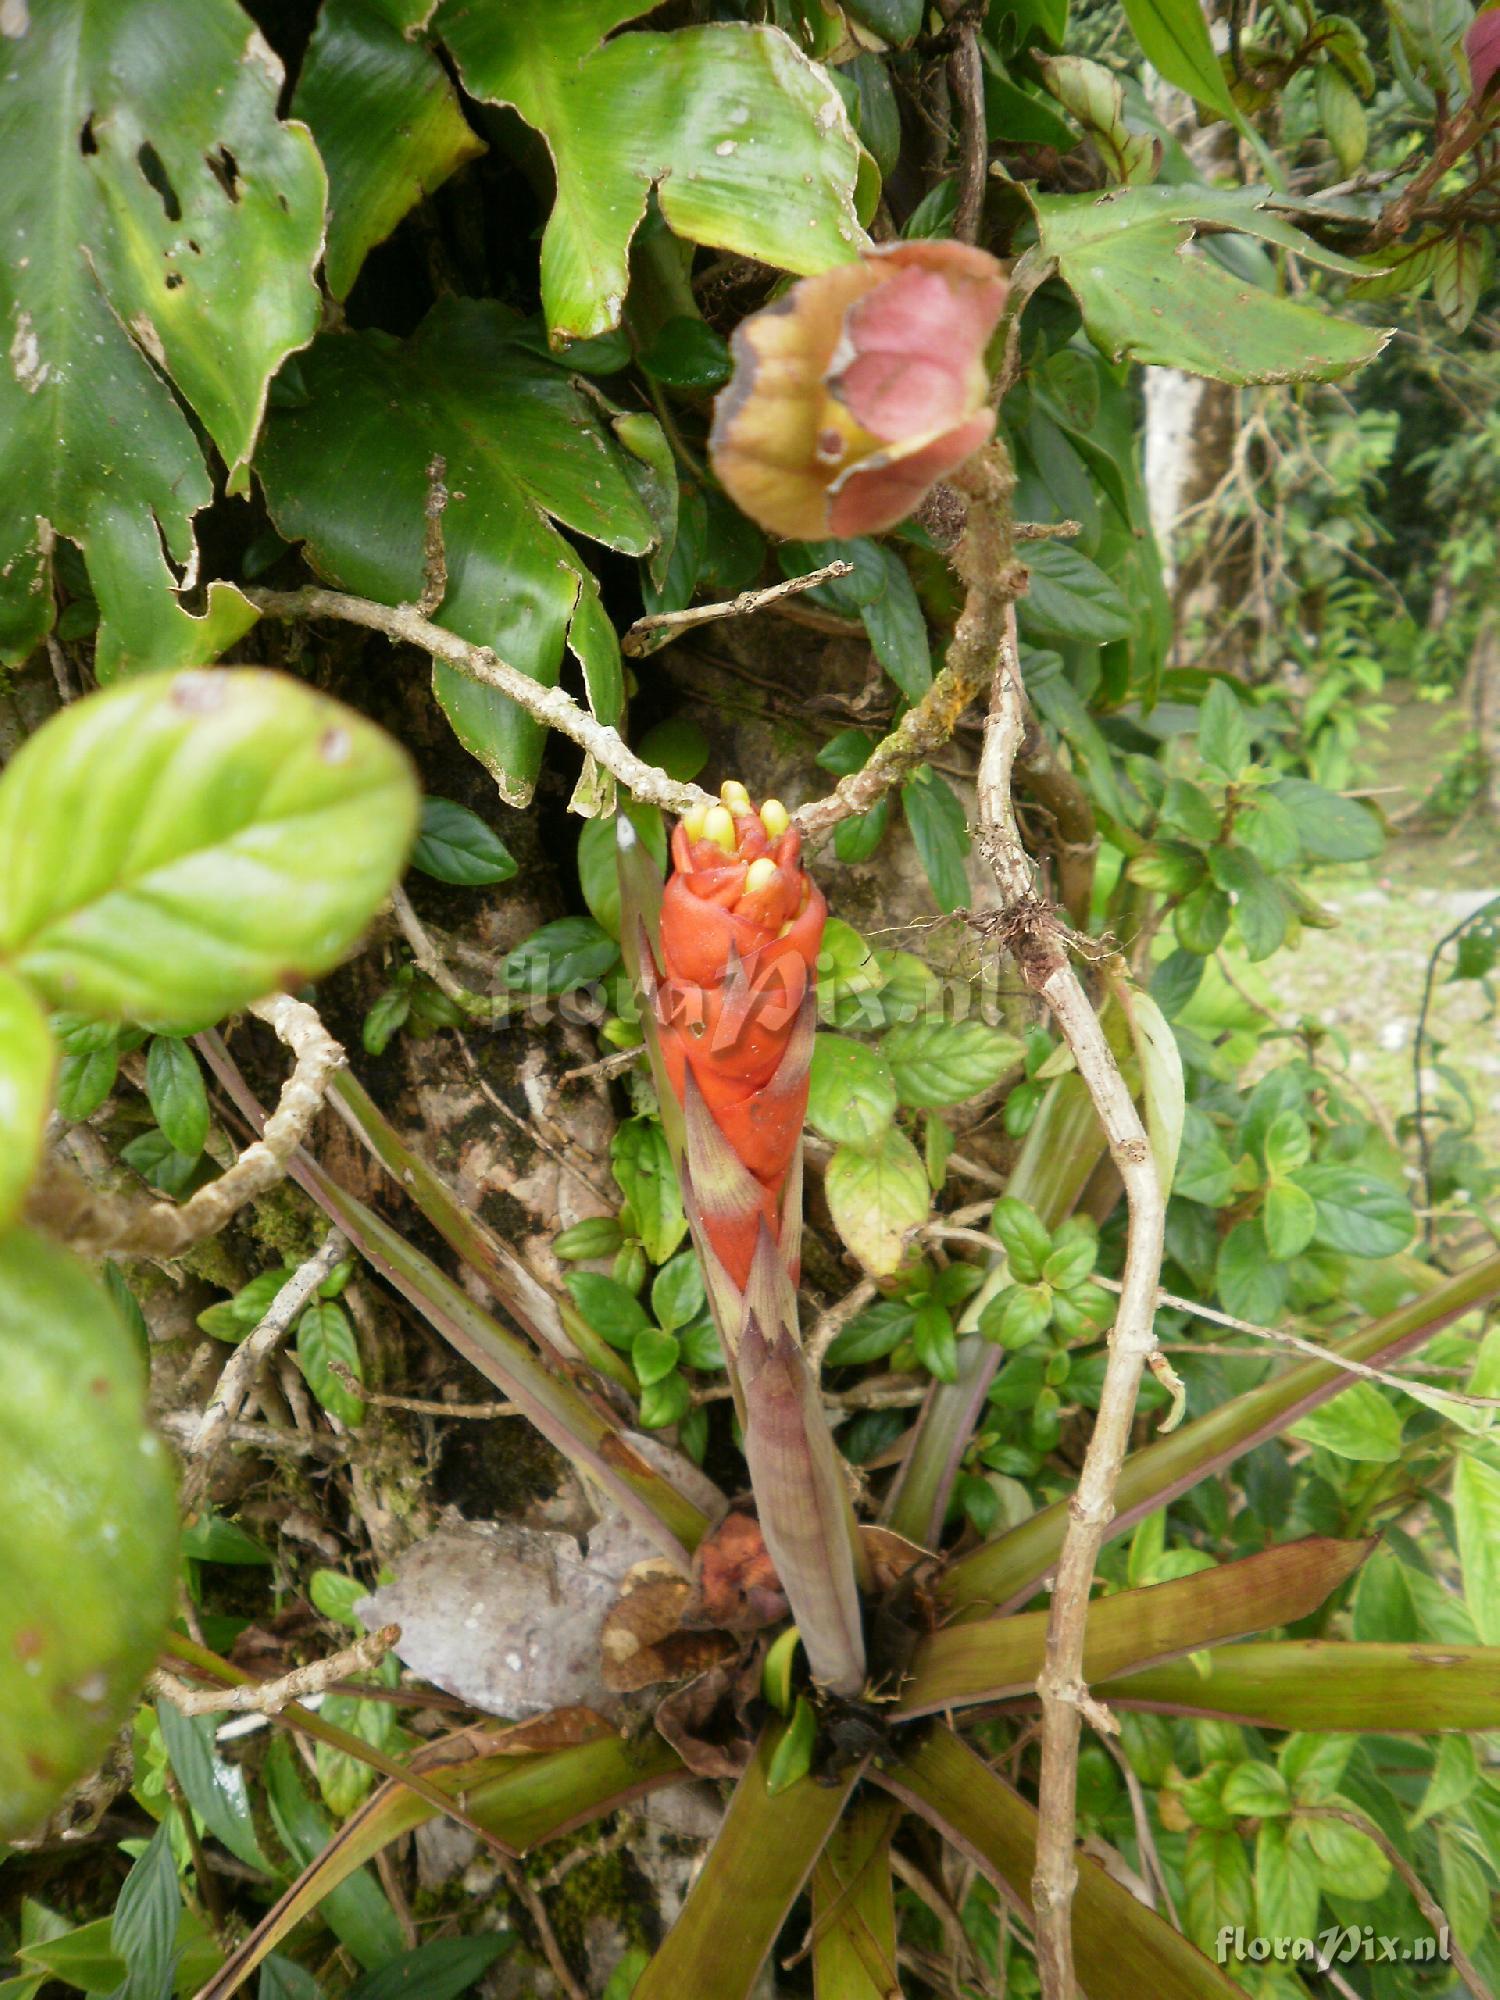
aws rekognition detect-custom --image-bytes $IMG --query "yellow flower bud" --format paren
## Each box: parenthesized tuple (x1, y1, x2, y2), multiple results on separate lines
(744, 856, 779, 895)
(759, 798, 790, 838)
(720, 779, 752, 815)
(703, 804, 737, 853)
(681, 806, 708, 845)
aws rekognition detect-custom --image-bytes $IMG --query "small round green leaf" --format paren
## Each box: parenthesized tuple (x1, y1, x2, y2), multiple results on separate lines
(0, 1231, 178, 1839)
(807, 1034, 898, 1146)
(145, 1035, 209, 1160)
(296, 1301, 365, 1427)
(650, 1250, 706, 1334)
(881, 1019, 1025, 1109)
(0, 672, 418, 1025)
(411, 797, 518, 886)
(632, 1325, 681, 1387)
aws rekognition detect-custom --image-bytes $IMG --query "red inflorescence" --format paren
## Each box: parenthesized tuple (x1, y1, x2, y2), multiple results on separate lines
(655, 786, 825, 1284)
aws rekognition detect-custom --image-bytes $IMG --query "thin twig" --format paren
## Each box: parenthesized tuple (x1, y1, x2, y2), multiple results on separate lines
(181, 1227, 351, 1505)
(1091, 1274, 1500, 1411)
(327, 1356, 519, 1419)
(973, 602, 1166, 2000)
(808, 1276, 881, 1372)
(153, 1627, 399, 1716)
(795, 446, 1026, 842)
(497, 1857, 590, 2000)
(416, 453, 449, 616)
(939, 0, 989, 245)
(622, 560, 855, 655)
(390, 884, 522, 1020)
(247, 585, 714, 816)
(1296, 1805, 1494, 2000)
(29, 993, 343, 1258)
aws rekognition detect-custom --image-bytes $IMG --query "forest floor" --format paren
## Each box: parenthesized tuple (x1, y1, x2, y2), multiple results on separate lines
(1241, 685, 1499, 1186)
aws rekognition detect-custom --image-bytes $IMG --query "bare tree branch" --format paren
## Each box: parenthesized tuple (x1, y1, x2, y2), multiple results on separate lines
(247, 585, 714, 816)
(181, 1226, 350, 1506)
(973, 606, 1167, 2000)
(29, 993, 343, 1258)
(622, 559, 854, 655)
(154, 1624, 399, 1716)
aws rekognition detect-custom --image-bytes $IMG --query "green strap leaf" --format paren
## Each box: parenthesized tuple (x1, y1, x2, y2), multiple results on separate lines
(0, 0, 323, 669)
(1102, 1640, 1500, 1731)
(898, 1537, 1370, 1715)
(877, 1725, 1244, 2000)
(0, 671, 418, 1026)
(634, 1724, 856, 2000)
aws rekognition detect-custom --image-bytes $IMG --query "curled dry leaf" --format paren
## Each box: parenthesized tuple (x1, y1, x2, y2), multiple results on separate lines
(600, 1563, 738, 1694)
(710, 241, 1008, 539)
(686, 1511, 789, 1633)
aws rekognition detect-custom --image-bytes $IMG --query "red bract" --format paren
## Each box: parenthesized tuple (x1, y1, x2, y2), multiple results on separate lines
(709, 240, 1008, 540)
(655, 787, 826, 1287)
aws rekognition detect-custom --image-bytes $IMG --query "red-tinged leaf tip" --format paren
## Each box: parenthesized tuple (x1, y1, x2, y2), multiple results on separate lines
(1468, 10, 1500, 99)
(710, 241, 1008, 540)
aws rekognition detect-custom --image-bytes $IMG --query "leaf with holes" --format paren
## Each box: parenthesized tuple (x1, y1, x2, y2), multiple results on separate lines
(0, 671, 417, 1026)
(259, 301, 664, 804)
(0, 0, 324, 671)
(433, 5, 868, 342)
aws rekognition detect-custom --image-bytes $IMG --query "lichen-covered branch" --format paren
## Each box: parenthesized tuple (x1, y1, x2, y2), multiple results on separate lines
(28, 994, 343, 1258)
(180, 1225, 351, 1507)
(247, 585, 714, 816)
(974, 619, 1166, 2000)
(794, 445, 1024, 841)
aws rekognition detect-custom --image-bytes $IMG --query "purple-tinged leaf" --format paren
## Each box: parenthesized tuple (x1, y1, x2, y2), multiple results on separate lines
(896, 1538, 1370, 1716)
(811, 1797, 902, 2000)
(740, 1229, 868, 1696)
(874, 1726, 1242, 2000)
(634, 1721, 857, 2000)
(199, 1034, 714, 1567)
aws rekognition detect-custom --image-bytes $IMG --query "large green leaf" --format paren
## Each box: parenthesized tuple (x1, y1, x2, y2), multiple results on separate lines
(433, 5, 868, 341)
(293, 0, 485, 300)
(0, 0, 323, 670)
(1453, 1449, 1500, 1644)
(878, 1727, 1243, 2000)
(0, 671, 418, 1025)
(259, 301, 661, 802)
(1032, 185, 1389, 384)
(635, 1724, 856, 2000)
(0, 1231, 178, 1839)
(1103, 1641, 1500, 1731)
(0, 973, 54, 1232)
(897, 1538, 1369, 1716)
